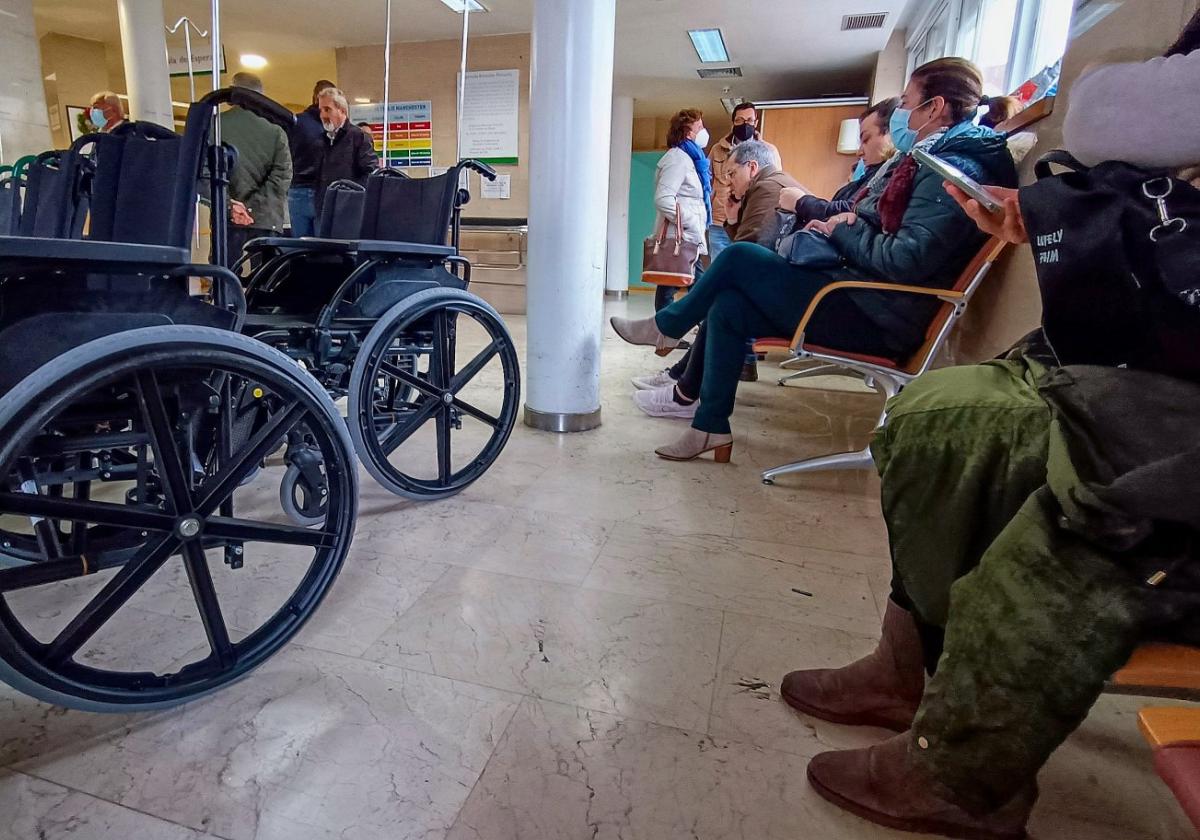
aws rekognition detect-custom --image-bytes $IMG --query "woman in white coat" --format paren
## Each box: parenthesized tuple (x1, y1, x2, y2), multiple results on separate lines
(652, 108, 713, 311)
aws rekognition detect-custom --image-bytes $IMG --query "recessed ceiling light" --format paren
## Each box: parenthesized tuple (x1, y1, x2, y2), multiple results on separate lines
(438, 0, 487, 12)
(688, 29, 729, 63)
(239, 54, 268, 69)
(355, 97, 371, 104)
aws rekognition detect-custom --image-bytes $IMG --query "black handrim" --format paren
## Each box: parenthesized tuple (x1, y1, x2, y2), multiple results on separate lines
(354, 300, 520, 498)
(0, 343, 355, 708)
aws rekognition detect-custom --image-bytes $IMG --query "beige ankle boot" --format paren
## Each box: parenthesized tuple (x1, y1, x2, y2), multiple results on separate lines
(610, 316, 679, 356)
(654, 427, 733, 463)
(780, 599, 925, 731)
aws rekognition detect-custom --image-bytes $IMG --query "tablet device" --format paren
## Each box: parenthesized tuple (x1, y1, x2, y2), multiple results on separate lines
(913, 148, 1004, 213)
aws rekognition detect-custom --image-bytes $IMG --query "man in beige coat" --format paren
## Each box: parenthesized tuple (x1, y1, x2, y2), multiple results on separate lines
(708, 102, 781, 259)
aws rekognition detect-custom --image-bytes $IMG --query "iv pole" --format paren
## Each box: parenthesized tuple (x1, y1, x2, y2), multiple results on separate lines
(383, 0, 392, 167)
(165, 16, 209, 104)
(456, 3, 472, 163)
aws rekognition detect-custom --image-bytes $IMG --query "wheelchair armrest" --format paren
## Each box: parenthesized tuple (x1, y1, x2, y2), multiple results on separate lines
(350, 240, 457, 259)
(0, 237, 190, 271)
(244, 236, 358, 254)
(789, 280, 963, 351)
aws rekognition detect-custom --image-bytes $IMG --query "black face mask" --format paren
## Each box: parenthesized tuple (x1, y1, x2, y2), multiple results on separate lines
(732, 123, 755, 143)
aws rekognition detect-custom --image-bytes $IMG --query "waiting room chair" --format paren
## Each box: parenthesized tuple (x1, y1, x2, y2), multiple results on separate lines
(755, 237, 1009, 486)
(1120, 645, 1200, 833)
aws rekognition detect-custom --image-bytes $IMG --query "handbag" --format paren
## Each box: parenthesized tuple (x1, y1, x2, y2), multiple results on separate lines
(774, 212, 844, 270)
(642, 204, 700, 287)
(1019, 150, 1200, 380)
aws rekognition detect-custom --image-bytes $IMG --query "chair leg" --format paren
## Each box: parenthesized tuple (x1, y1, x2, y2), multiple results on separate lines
(762, 372, 905, 485)
(761, 447, 875, 484)
(777, 362, 843, 386)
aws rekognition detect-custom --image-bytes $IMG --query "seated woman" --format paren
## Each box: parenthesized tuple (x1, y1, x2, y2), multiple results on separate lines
(783, 20, 1200, 840)
(612, 57, 1018, 462)
(630, 98, 901, 421)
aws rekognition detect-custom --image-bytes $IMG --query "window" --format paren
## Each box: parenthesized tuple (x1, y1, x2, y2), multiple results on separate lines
(906, 0, 1075, 96)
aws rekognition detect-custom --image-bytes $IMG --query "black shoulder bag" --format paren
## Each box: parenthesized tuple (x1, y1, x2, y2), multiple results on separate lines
(1018, 151, 1200, 380)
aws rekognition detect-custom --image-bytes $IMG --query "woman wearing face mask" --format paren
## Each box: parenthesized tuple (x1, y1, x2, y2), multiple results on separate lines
(649, 108, 713, 312)
(88, 91, 127, 134)
(612, 58, 1018, 463)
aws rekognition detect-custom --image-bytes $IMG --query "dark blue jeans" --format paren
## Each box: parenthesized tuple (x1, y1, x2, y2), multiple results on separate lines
(288, 186, 317, 238)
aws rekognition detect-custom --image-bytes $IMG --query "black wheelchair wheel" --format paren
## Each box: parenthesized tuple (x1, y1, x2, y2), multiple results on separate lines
(0, 326, 357, 712)
(348, 288, 520, 501)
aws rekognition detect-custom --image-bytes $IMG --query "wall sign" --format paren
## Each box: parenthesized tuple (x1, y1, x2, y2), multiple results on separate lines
(458, 69, 519, 166)
(166, 43, 227, 77)
(349, 101, 434, 168)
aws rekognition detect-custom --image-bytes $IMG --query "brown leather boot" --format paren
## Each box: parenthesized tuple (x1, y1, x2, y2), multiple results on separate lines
(781, 599, 923, 731)
(807, 733, 1035, 840)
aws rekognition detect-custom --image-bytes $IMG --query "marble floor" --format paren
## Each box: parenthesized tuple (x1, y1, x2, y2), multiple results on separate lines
(0, 295, 1193, 839)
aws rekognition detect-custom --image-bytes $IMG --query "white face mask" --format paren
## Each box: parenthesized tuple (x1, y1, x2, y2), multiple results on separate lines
(694, 128, 711, 149)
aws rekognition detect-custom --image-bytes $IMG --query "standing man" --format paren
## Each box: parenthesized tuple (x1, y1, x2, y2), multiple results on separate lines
(707, 101, 781, 381)
(219, 72, 292, 264)
(88, 91, 127, 133)
(708, 101, 780, 261)
(287, 79, 335, 237)
(313, 86, 378, 220)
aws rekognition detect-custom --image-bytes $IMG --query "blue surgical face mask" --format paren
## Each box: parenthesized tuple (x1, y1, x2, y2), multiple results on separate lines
(889, 98, 934, 154)
(852, 159, 868, 180)
(89, 107, 107, 129)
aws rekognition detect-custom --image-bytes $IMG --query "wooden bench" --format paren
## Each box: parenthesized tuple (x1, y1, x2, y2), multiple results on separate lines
(1109, 643, 1200, 700)
(1117, 645, 1200, 832)
(1137, 707, 1200, 831)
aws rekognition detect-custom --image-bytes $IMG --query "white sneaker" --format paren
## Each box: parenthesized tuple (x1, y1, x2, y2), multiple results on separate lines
(631, 369, 676, 391)
(634, 386, 698, 420)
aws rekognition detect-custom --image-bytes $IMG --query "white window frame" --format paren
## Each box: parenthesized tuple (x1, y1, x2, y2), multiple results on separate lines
(904, 0, 1071, 93)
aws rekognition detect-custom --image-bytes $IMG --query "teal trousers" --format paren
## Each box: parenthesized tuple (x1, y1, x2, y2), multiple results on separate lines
(653, 242, 896, 434)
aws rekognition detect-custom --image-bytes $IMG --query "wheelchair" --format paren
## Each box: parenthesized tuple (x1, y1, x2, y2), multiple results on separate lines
(233, 157, 521, 512)
(0, 88, 358, 711)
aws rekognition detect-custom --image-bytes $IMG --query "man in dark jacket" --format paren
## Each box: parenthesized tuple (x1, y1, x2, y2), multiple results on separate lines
(287, 79, 334, 237)
(313, 86, 378, 220)
(220, 73, 292, 261)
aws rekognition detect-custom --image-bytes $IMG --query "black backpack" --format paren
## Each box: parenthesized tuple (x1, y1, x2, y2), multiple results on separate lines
(1019, 151, 1200, 381)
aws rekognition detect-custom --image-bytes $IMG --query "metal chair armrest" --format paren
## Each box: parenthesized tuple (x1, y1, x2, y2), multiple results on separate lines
(789, 281, 965, 351)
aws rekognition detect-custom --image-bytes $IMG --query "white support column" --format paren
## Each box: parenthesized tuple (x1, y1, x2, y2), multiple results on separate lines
(523, 0, 617, 433)
(117, 0, 175, 128)
(605, 94, 635, 298)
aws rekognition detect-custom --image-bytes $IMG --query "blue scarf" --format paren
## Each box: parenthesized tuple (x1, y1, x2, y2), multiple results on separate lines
(678, 139, 713, 225)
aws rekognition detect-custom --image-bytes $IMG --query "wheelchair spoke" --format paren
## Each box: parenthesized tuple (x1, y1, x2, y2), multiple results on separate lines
(43, 534, 177, 668)
(194, 400, 305, 516)
(377, 397, 440, 455)
(435, 407, 452, 484)
(181, 542, 234, 668)
(204, 516, 340, 548)
(135, 370, 194, 514)
(452, 398, 500, 428)
(379, 362, 440, 400)
(431, 311, 452, 391)
(449, 340, 500, 395)
(0, 493, 175, 534)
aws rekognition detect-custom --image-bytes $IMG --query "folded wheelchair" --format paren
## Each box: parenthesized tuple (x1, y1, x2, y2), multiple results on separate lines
(0, 88, 359, 711)
(234, 158, 521, 514)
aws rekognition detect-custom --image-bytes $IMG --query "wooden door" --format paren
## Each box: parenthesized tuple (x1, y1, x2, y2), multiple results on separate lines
(760, 105, 865, 202)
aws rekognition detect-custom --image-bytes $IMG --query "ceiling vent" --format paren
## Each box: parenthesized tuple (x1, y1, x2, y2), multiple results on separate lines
(697, 67, 743, 79)
(842, 12, 888, 31)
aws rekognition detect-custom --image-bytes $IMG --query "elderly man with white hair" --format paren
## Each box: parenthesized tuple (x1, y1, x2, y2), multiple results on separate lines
(313, 85, 379, 219)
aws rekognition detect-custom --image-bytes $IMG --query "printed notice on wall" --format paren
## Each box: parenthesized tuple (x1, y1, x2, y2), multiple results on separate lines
(349, 101, 434, 168)
(458, 69, 520, 166)
(480, 173, 511, 200)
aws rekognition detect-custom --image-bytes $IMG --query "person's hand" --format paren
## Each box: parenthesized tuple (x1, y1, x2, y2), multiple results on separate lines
(944, 183, 1027, 244)
(805, 212, 857, 236)
(726, 194, 742, 218)
(778, 186, 809, 210)
(230, 200, 254, 227)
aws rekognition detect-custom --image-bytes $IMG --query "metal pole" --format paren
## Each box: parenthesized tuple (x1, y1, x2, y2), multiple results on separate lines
(456, 4, 471, 162)
(211, 0, 221, 144)
(184, 24, 195, 101)
(382, 0, 392, 167)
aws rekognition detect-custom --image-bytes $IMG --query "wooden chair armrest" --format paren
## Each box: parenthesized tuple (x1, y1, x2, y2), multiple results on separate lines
(789, 281, 964, 349)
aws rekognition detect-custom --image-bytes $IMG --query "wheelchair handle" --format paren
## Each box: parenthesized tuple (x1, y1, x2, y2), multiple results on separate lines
(196, 87, 296, 131)
(459, 159, 498, 181)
